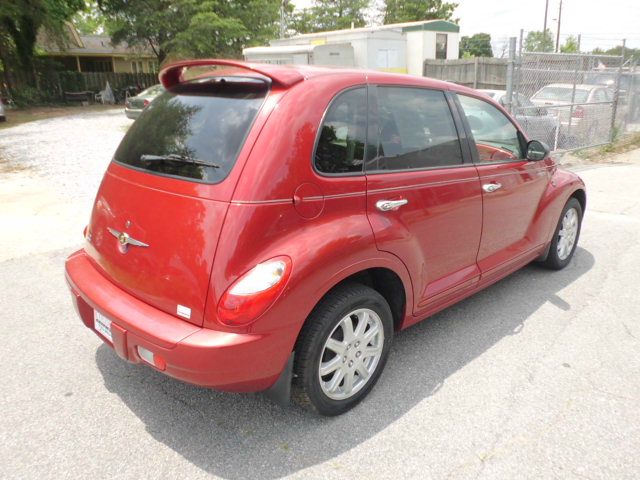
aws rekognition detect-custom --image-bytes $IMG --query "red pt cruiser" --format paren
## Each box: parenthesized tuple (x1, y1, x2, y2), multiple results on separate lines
(65, 60, 586, 416)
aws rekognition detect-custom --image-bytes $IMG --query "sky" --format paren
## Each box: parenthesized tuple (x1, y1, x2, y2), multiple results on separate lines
(292, 0, 640, 51)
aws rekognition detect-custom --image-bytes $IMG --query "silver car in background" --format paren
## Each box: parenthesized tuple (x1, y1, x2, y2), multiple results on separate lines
(124, 84, 165, 119)
(530, 83, 614, 146)
(479, 89, 557, 147)
(0, 98, 5, 122)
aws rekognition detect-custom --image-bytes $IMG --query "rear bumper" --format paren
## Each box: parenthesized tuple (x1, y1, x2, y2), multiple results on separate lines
(64, 249, 285, 392)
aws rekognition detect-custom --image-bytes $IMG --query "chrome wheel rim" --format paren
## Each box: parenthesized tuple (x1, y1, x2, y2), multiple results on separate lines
(557, 207, 579, 260)
(318, 308, 384, 401)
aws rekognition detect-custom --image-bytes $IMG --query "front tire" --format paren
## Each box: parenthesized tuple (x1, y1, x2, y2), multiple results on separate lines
(292, 283, 394, 416)
(540, 197, 583, 270)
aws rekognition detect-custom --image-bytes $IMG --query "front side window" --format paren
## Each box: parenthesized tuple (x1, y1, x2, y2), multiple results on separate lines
(315, 88, 367, 174)
(458, 94, 524, 163)
(367, 87, 462, 172)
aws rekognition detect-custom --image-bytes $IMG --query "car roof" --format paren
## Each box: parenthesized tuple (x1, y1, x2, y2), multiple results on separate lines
(538, 83, 607, 91)
(160, 59, 479, 95)
(478, 89, 507, 96)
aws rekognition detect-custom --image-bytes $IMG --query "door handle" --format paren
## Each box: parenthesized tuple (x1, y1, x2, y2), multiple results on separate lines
(482, 183, 502, 193)
(376, 199, 409, 211)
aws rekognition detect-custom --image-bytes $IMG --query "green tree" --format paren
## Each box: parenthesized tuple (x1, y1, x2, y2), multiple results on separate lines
(72, 1, 105, 35)
(524, 29, 554, 53)
(459, 33, 492, 58)
(291, 0, 368, 34)
(560, 35, 579, 53)
(383, 0, 458, 24)
(167, 11, 248, 59)
(98, 0, 283, 62)
(0, 0, 83, 94)
(597, 44, 640, 63)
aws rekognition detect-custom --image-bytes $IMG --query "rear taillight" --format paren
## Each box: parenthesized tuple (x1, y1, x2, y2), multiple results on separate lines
(217, 256, 292, 326)
(572, 106, 584, 118)
(143, 99, 150, 108)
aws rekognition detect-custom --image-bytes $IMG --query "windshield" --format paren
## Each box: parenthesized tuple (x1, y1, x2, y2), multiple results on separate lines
(114, 78, 268, 183)
(533, 87, 589, 103)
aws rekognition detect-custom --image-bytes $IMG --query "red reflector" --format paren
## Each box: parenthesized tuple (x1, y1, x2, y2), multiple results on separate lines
(153, 353, 166, 371)
(572, 106, 584, 118)
(137, 346, 166, 371)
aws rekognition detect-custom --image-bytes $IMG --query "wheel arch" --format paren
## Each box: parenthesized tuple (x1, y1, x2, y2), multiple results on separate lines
(570, 187, 587, 214)
(299, 261, 413, 338)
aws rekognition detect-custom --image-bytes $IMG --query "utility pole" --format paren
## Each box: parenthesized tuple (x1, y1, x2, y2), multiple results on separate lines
(279, 0, 287, 39)
(543, 0, 549, 35)
(555, 0, 563, 53)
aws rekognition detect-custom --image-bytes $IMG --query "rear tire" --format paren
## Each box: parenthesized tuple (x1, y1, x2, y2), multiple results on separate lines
(540, 197, 583, 270)
(292, 283, 393, 416)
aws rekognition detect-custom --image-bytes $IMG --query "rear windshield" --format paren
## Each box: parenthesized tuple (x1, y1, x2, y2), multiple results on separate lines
(532, 87, 588, 103)
(114, 78, 268, 183)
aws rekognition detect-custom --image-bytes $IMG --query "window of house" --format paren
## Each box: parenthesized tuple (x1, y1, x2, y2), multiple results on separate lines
(314, 88, 367, 174)
(436, 33, 448, 60)
(367, 87, 463, 172)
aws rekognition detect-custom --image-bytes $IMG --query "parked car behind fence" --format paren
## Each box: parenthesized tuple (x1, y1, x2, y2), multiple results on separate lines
(529, 83, 615, 148)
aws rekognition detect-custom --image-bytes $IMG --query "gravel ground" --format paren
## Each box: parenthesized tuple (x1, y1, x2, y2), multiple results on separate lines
(1, 110, 639, 479)
(0, 109, 130, 260)
(0, 108, 129, 201)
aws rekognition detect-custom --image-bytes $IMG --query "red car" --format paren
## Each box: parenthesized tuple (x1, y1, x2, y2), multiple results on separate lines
(65, 60, 586, 416)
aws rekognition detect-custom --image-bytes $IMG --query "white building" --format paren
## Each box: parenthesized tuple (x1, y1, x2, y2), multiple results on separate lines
(243, 20, 459, 76)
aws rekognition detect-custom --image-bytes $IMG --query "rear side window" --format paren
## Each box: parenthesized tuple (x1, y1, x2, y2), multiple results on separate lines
(114, 78, 267, 183)
(367, 87, 463, 172)
(315, 88, 367, 174)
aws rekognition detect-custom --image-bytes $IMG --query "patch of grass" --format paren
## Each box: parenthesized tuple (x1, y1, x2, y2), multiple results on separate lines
(0, 104, 121, 129)
(574, 132, 640, 161)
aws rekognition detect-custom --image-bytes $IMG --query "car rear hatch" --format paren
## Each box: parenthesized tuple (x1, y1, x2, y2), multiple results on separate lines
(84, 70, 271, 327)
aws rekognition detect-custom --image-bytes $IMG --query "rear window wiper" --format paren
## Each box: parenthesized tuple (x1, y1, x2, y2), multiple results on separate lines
(140, 154, 220, 168)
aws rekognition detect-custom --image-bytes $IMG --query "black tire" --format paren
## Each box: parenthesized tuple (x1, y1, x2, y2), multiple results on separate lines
(540, 197, 583, 270)
(292, 283, 394, 416)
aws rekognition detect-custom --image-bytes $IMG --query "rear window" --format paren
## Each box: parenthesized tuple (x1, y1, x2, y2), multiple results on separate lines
(533, 87, 588, 103)
(114, 78, 268, 183)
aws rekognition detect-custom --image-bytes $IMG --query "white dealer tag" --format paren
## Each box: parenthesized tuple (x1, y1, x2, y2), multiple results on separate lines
(177, 304, 191, 319)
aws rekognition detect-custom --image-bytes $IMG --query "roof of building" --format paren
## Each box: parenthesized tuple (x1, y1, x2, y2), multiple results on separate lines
(39, 23, 155, 57)
(276, 19, 459, 42)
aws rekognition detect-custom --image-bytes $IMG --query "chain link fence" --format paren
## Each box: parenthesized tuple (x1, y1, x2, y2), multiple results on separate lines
(422, 34, 640, 153)
(504, 38, 640, 152)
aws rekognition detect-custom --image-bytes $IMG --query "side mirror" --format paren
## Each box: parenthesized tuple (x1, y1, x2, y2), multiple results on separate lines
(526, 139, 549, 161)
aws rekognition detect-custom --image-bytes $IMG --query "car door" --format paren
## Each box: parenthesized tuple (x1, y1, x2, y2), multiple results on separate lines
(455, 93, 551, 282)
(365, 86, 483, 314)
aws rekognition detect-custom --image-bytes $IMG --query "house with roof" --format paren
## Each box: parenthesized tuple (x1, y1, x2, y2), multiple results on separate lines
(243, 20, 460, 76)
(39, 23, 158, 74)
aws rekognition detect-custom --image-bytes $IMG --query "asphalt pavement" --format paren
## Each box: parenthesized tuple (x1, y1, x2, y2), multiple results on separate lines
(1, 112, 639, 479)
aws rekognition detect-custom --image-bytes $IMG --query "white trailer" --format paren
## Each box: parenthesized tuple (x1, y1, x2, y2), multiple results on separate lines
(243, 43, 355, 67)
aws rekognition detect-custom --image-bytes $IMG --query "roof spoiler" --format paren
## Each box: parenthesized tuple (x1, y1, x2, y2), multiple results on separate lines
(159, 59, 305, 89)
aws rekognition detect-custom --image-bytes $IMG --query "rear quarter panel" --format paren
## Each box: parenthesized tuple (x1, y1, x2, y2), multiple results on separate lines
(203, 73, 414, 361)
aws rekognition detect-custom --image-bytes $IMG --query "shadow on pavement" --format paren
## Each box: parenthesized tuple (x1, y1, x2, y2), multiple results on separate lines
(96, 247, 595, 480)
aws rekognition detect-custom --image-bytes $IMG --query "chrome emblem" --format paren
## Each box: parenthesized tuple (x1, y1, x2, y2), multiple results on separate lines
(107, 227, 149, 253)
